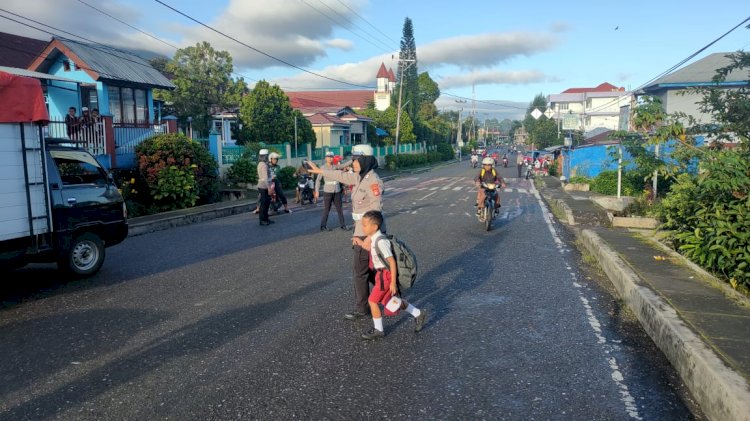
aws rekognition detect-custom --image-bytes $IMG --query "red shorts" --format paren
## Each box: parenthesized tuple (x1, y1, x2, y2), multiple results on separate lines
(369, 269, 399, 315)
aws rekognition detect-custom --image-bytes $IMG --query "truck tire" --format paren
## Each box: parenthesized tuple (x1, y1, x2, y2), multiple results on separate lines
(59, 232, 105, 277)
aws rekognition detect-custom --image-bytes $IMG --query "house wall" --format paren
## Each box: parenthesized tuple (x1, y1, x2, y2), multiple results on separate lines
(664, 89, 711, 124)
(567, 143, 632, 178)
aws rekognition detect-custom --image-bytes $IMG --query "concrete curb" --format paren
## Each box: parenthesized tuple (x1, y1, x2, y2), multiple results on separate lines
(128, 201, 253, 237)
(578, 229, 750, 421)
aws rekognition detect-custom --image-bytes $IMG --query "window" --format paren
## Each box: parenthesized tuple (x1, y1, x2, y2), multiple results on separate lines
(559, 103, 569, 110)
(51, 150, 107, 186)
(586, 98, 592, 108)
(63, 60, 71, 72)
(107, 86, 149, 124)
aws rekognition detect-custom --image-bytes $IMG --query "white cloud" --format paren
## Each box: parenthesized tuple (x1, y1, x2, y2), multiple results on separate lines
(438, 70, 552, 89)
(326, 38, 355, 51)
(419, 32, 558, 69)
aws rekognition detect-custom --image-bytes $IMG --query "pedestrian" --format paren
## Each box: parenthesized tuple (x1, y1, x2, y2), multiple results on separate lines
(358, 210, 426, 340)
(315, 151, 346, 231)
(306, 144, 384, 320)
(256, 149, 274, 226)
(516, 153, 524, 178)
(65, 106, 81, 140)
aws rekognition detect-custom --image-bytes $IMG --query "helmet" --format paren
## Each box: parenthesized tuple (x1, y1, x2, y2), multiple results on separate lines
(482, 157, 494, 165)
(325, 151, 335, 157)
(269, 152, 280, 159)
(352, 144, 373, 156)
(259, 149, 269, 156)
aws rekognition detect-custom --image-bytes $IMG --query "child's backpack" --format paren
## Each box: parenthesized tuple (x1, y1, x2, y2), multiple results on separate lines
(375, 235, 418, 290)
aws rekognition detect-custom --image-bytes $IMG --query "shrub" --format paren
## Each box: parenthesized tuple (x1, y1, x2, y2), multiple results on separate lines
(135, 133, 219, 212)
(590, 170, 641, 196)
(384, 148, 452, 170)
(660, 148, 750, 289)
(275, 166, 297, 189)
(227, 157, 258, 185)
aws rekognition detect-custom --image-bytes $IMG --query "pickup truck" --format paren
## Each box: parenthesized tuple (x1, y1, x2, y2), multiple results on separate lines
(0, 71, 127, 276)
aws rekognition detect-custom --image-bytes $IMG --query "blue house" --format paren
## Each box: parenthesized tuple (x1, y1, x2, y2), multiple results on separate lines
(27, 37, 176, 168)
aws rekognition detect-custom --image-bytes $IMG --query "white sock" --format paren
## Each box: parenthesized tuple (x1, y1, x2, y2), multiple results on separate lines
(405, 304, 421, 318)
(373, 317, 383, 332)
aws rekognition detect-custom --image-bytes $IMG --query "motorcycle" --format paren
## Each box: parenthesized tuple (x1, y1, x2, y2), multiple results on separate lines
(471, 155, 478, 168)
(477, 182, 498, 231)
(502, 157, 508, 168)
(297, 174, 315, 205)
(525, 162, 535, 180)
(268, 180, 283, 214)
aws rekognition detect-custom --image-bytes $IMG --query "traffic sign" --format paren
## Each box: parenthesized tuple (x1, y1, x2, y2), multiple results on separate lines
(531, 108, 542, 120)
(544, 109, 554, 119)
(562, 114, 579, 130)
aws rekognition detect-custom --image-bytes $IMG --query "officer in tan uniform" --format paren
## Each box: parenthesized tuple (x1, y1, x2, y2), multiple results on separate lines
(307, 144, 385, 320)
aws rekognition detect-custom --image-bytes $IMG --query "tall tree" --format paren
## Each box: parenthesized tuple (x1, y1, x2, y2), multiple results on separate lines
(395, 17, 419, 122)
(153, 42, 235, 136)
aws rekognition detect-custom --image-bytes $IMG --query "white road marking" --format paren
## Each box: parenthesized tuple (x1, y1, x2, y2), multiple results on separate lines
(419, 191, 437, 200)
(452, 187, 463, 191)
(531, 181, 642, 420)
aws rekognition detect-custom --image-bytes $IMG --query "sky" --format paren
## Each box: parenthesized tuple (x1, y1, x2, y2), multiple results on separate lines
(2, 0, 748, 120)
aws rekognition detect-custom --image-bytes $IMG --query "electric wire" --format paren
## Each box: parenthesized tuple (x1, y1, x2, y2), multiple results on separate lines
(153, 0, 375, 89)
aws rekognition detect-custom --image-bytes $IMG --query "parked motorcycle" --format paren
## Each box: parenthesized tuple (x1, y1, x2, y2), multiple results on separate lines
(297, 174, 315, 205)
(477, 182, 498, 231)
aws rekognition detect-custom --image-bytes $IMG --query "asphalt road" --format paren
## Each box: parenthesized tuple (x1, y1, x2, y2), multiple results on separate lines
(0, 158, 702, 420)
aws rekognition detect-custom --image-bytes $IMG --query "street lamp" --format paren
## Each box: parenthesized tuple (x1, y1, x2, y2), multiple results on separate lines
(395, 58, 416, 154)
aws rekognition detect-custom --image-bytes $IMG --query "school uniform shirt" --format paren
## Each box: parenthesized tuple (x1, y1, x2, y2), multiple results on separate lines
(314, 163, 343, 193)
(369, 231, 392, 270)
(319, 168, 384, 237)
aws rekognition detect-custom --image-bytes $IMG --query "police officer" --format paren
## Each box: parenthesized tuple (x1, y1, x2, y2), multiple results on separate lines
(314, 151, 347, 231)
(306, 144, 384, 320)
(256, 149, 274, 226)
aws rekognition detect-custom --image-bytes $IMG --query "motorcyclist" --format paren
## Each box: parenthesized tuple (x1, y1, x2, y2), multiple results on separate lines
(475, 157, 506, 215)
(502, 153, 508, 167)
(470, 151, 478, 167)
(268, 152, 291, 214)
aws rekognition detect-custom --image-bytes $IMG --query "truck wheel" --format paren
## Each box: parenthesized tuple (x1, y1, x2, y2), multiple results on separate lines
(59, 232, 105, 277)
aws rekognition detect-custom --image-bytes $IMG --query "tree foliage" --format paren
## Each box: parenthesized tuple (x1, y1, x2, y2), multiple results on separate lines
(153, 42, 241, 136)
(522, 93, 560, 149)
(396, 17, 419, 121)
(239, 80, 314, 146)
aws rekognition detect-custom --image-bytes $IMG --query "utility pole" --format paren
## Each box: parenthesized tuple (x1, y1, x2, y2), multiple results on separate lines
(395, 58, 416, 154)
(456, 108, 463, 160)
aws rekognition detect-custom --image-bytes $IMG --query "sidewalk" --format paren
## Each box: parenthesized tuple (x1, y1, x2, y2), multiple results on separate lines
(537, 176, 750, 421)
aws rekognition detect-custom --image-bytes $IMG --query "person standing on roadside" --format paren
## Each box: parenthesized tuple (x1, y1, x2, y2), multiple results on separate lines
(256, 149, 274, 226)
(314, 151, 346, 231)
(516, 153, 524, 178)
(307, 144, 384, 320)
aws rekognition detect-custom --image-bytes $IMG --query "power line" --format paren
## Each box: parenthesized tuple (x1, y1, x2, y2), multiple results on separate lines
(582, 16, 750, 116)
(74, 0, 180, 51)
(333, 0, 400, 47)
(301, 0, 396, 54)
(153, 0, 374, 89)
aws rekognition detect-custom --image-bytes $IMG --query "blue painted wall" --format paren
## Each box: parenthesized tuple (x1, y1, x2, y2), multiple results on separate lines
(564, 136, 706, 179)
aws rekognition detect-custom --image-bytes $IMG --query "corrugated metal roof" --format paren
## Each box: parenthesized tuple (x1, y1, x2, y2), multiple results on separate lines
(647, 53, 748, 87)
(60, 38, 175, 89)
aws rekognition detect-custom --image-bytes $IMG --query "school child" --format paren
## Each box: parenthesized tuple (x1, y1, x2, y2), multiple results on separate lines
(357, 210, 426, 340)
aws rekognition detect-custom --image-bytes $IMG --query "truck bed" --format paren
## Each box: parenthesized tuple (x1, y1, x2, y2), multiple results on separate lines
(0, 123, 50, 242)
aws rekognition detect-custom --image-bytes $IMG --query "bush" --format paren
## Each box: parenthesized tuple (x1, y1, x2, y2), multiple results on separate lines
(227, 157, 258, 185)
(660, 149, 750, 290)
(384, 147, 453, 170)
(275, 166, 297, 189)
(590, 170, 642, 196)
(135, 133, 219, 212)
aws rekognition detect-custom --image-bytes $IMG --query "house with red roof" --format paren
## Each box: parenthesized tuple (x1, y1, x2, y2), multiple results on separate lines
(285, 63, 393, 147)
(548, 82, 632, 134)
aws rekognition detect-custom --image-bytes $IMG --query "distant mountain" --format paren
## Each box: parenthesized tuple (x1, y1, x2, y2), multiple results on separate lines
(434, 97, 527, 121)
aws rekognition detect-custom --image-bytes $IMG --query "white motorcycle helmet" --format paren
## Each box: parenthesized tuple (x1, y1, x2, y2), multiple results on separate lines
(268, 152, 280, 159)
(482, 157, 494, 165)
(259, 149, 269, 156)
